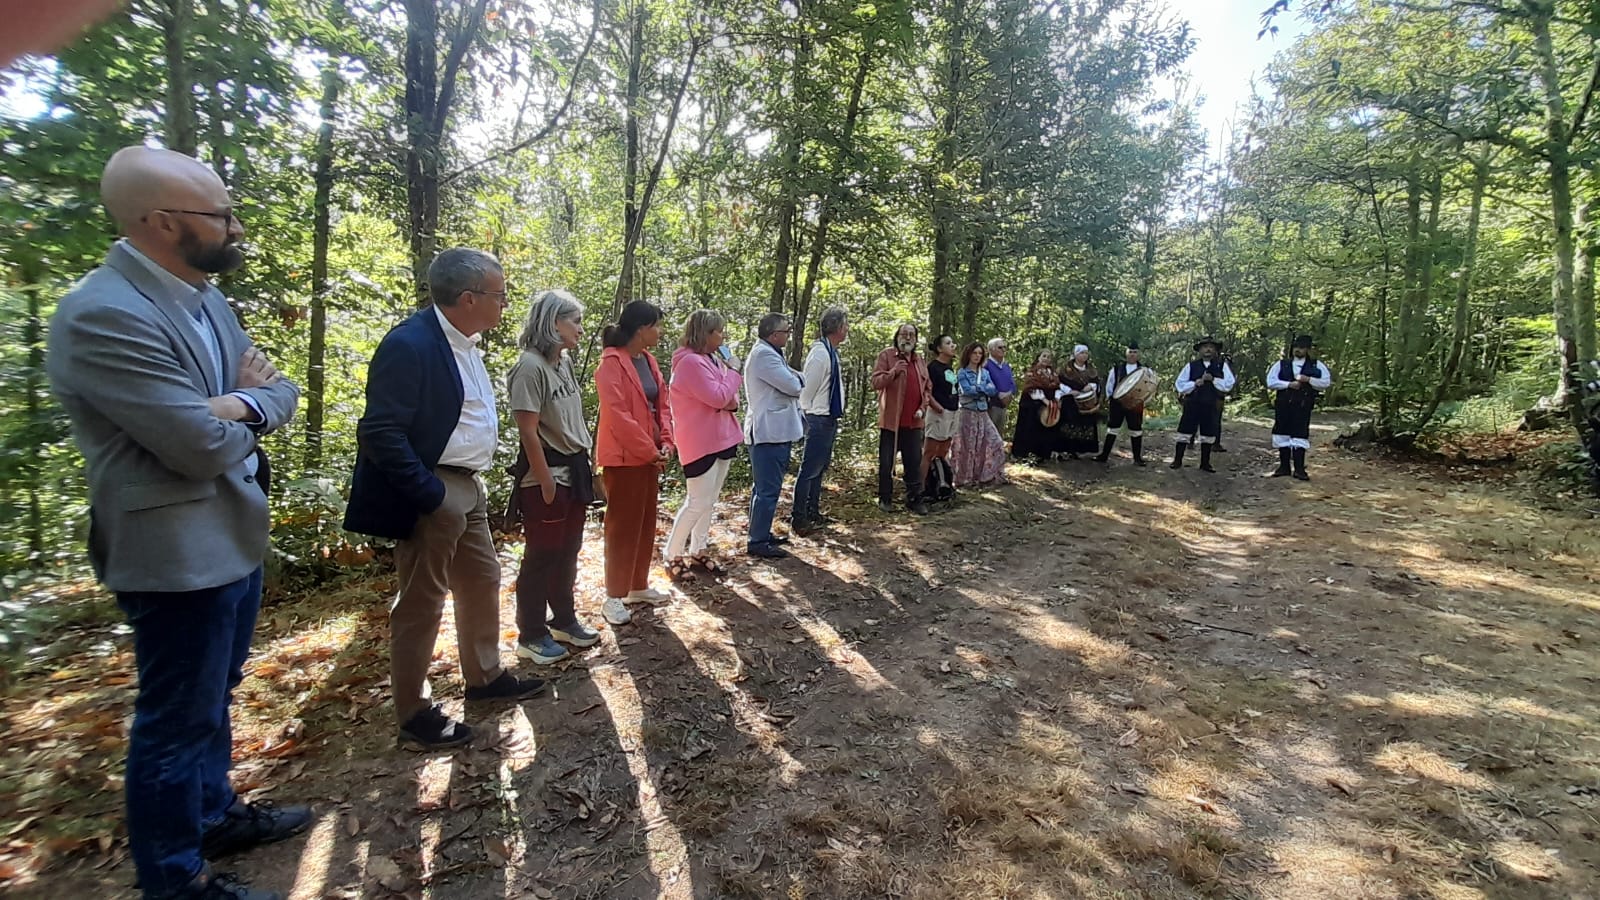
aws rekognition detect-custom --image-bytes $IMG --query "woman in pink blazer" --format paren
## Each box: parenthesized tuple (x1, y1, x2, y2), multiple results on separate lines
(664, 310, 743, 579)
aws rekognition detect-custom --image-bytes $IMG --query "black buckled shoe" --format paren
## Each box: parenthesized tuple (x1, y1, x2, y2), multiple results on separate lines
(200, 799, 311, 860)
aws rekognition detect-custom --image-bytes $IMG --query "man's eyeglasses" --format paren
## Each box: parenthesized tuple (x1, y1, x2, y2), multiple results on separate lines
(469, 289, 510, 306)
(151, 208, 239, 225)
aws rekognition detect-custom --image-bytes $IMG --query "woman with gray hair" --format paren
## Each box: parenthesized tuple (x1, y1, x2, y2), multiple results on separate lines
(664, 309, 744, 578)
(505, 289, 602, 665)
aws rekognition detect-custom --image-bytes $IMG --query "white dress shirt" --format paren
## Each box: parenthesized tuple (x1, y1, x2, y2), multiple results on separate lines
(1265, 357, 1333, 392)
(433, 305, 499, 471)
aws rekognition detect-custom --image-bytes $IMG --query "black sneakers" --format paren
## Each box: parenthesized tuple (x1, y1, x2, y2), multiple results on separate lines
(463, 671, 547, 704)
(200, 800, 312, 860)
(398, 703, 474, 750)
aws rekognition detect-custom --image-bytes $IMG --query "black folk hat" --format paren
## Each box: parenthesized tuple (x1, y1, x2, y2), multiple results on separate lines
(1292, 334, 1314, 349)
(1192, 336, 1222, 352)
(1126, 340, 1140, 351)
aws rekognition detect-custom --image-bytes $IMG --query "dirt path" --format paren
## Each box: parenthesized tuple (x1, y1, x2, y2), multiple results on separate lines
(4, 416, 1599, 899)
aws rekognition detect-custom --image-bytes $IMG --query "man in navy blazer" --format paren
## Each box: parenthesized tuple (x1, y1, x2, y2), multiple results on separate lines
(345, 248, 543, 751)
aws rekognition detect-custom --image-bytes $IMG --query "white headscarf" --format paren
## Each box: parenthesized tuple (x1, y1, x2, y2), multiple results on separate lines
(1072, 344, 1089, 362)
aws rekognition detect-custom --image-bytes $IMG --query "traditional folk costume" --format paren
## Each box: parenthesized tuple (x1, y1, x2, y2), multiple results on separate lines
(1012, 358, 1061, 463)
(1170, 337, 1236, 472)
(1266, 335, 1332, 480)
(1097, 342, 1150, 466)
(1055, 346, 1101, 457)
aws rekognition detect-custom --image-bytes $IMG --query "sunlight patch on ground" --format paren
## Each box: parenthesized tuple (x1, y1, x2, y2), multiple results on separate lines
(1371, 742, 1494, 791)
(595, 660, 691, 893)
(286, 812, 338, 900)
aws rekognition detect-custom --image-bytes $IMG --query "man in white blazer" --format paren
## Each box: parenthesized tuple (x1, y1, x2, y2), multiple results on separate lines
(742, 313, 805, 558)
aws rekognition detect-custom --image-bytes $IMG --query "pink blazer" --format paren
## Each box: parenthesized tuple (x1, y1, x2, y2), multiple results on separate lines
(595, 346, 675, 468)
(668, 346, 743, 466)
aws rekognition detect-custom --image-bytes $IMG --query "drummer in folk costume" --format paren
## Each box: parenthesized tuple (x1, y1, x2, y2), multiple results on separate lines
(1097, 341, 1152, 466)
(1267, 335, 1332, 480)
(1170, 336, 1236, 472)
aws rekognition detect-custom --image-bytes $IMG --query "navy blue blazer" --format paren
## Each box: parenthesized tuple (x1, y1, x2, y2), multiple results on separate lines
(343, 309, 466, 539)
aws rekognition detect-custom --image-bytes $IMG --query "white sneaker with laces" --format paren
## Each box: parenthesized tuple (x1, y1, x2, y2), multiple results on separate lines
(626, 587, 673, 607)
(602, 597, 632, 625)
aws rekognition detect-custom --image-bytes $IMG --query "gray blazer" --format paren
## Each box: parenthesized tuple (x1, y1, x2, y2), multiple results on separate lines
(46, 242, 300, 593)
(742, 339, 805, 445)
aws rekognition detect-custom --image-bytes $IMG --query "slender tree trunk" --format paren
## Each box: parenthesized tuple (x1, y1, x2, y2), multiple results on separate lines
(961, 230, 987, 344)
(19, 256, 45, 562)
(161, 0, 197, 154)
(613, 33, 700, 316)
(404, 0, 440, 300)
(768, 1, 810, 313)
(1577, 194, 1598, 365)
(1531, 6, 1580, 408)
(1368, 182, 1395, 434)
(789, 44, 872, 366)
(402, 0, 490, 302)
(928, 0, 966, 335)
(1418, 148, 1490, 430)
(616, 0, 645, 308)
(1137, 218, 1157, 308)
(1406, 169, 1444, 386)
(306, 29, 343, 470)
(1396, 161, 1422, 389)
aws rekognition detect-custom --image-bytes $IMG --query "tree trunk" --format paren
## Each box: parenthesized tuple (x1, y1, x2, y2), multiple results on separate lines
(1405, 169, 1444, 386)
(1531, 7, 1581, 409)
(403, 0, 440, 301)
(788, 44, 872, 366)
(928, 0, 966, 336)
(19, 255, 45, 562)
(161, 0, 197, 155)
(960, 229, 987, 344)
(616, 0, 645, 309)
(613, 33, 700, 317)
(1396, 161, 1422, 389)
(1577, 194, 1598, 365)
(1418, 148, 1489, 430)
(767, 2, 811, 313)
(305, 29, 343, 470)
(403, 0, 490, 302)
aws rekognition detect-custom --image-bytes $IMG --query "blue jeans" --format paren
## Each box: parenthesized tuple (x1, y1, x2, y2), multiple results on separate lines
(792, 415, 839, 525)
(747, 441, 792, 550)
(118, 568, 263, 897)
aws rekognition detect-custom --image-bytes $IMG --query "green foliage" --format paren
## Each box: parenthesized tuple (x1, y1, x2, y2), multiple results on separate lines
(6, 0, 1600, 577)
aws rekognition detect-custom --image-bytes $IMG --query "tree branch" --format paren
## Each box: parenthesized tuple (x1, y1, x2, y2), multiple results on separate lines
(432, 0, 492, 141)
(444, 0, 603, 183)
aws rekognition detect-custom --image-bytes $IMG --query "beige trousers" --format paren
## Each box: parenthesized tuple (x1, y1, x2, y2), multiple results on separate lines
(391, 469, 504, 724)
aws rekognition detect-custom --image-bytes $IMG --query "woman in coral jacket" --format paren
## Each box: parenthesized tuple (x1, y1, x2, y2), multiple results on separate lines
(663, 310, 743, 580)
(594, 300, 675, 627)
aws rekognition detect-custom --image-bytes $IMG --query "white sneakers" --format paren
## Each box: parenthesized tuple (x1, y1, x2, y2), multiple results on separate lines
(626, 587, 673, 606)
(602, 597, 632, 625)
(601, 586, 672, 627)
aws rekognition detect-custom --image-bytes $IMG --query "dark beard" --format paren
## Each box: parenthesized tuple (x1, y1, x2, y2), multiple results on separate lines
(178, 225, 244, 274)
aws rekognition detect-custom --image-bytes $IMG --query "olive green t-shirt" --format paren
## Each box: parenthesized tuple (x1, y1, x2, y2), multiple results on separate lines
(506, 350, 593, 487)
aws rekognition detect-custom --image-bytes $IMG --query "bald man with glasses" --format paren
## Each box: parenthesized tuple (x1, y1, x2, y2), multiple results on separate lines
(47, 147, 306, 900)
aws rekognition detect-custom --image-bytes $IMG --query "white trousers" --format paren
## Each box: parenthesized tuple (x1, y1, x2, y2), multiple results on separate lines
(1271, 434, 1311, 450)
(664, 457, 733, 559)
